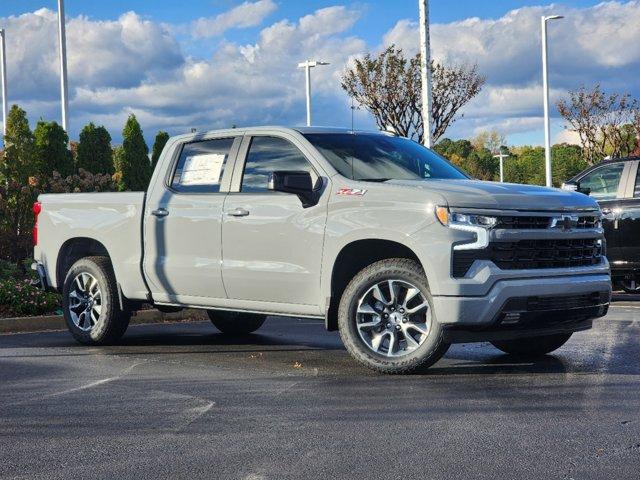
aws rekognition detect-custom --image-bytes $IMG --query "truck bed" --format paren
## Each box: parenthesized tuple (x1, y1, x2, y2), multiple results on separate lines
(34, 192, 149, 301)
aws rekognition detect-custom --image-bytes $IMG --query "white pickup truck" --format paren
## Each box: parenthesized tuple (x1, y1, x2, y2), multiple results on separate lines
(33, 127, 611, 374)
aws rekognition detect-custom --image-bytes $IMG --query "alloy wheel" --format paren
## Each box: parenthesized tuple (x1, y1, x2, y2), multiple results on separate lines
(355, 279, 432, 357)
(68, 272, 102, 331)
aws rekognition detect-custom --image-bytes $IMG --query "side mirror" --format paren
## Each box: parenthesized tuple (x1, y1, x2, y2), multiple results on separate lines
(268, 171, 319, 207)
(562, 181, 590, 196)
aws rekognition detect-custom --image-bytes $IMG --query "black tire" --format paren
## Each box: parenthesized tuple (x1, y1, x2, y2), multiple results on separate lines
(491, 333, 572, 357)
(62, 256, 130, 345)
(207, 310, 266, 334)
(338, 258, 450, 374)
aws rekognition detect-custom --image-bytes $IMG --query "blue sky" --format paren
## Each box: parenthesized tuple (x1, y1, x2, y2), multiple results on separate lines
(1, 1, 638, 147)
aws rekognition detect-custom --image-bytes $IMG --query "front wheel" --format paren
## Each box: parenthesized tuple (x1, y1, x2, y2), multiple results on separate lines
(491, 333, 572, 357)
(207, 310, 266, 335)
(338, 258, 449, 374)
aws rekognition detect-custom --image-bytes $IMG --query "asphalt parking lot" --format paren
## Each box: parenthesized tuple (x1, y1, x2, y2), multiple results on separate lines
(1, 302, 639, 480)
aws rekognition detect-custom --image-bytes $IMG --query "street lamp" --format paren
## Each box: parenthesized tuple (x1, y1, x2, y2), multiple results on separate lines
(418, 0, 433, 148)
(493, 151, 510, 183)
(57, 0, 69, 133)
(0, 29, 8, 137)
(297, 60, 329, 127)
(541, 14, 563, 188)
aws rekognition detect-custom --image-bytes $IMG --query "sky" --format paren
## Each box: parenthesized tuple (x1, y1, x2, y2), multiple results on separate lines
(0, 0, 638, 147)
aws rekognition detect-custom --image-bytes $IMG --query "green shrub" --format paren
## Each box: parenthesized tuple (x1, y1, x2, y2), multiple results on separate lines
(0, 279, 60, 317)
(0, 260, 22, 281)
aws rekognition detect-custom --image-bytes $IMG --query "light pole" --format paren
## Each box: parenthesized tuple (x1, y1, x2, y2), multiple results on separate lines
(493, 152, 509, 183)
(0, 29, 8, 137)
(297, 60, 329, 127)
(57, 0, 69, 133)
(418, 0, 433, 148)
(541, 14, 563, 188)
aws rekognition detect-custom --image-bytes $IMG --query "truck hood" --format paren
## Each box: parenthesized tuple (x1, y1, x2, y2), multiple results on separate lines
(382, 179, 599, 212)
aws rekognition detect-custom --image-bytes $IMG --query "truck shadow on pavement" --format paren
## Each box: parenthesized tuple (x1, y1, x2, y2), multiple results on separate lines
(2, 316, 639, 377)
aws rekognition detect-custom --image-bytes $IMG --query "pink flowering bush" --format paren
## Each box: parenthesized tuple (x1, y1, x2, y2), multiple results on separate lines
(0, 278, 60, 317)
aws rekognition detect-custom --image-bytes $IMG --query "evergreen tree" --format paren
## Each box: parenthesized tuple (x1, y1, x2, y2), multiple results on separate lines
(34, 120, 74, 178)
(151, 131, 169, 170)
(76, 123, 114, 174)
(115, 115, 151, 191)
(1, 105, 36, 184)
(0, 105, 38, 262)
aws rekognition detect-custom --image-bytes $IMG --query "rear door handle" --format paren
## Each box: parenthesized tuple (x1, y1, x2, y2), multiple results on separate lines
(151, 208, 169, 218)
(226, 207, 250, 217)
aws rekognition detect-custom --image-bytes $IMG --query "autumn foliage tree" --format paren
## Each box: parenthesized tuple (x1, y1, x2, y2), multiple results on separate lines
(556, 84, 640, 164)
(341, 45, 485, 143)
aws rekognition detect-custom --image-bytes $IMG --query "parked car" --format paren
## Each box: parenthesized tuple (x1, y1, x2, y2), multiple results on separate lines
(32, 127, 611, 374)
(562, 156, 640, 292)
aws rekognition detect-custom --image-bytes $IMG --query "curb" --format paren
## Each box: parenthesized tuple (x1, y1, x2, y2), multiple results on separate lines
(0, 308, 208, 335)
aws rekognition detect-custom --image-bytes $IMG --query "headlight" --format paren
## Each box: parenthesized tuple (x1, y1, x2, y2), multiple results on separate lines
(435, 206, 497, 228)
(435, 206, 494, 251)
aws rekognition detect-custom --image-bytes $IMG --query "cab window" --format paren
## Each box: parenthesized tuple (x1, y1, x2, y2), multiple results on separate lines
(579, 163, 624, 200)
(241, 136, 316, 193)
(171, 137, 235, 193)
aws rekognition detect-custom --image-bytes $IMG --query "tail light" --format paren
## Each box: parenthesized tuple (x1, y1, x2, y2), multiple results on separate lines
(32, 201, 42, 246)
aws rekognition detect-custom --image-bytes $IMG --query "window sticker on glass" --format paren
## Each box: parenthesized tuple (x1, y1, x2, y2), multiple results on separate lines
(180, 153, 226, 185)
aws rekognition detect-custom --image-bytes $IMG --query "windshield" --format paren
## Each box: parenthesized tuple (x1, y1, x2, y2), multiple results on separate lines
(304, 133, 468, 181)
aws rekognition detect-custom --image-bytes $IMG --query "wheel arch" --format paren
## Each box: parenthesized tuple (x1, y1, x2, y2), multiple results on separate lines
(325, 239, 424, 331)
(56, 237, 112, 292)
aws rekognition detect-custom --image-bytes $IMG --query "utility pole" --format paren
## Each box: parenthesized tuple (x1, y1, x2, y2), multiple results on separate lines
(493, 152, 509, 183)
(541, 14, 563, 187)
(0, 29, 8, 137)
(57, 0, 69, 133)
(418, 0, 433, 148)
(297, 60, 329, 127)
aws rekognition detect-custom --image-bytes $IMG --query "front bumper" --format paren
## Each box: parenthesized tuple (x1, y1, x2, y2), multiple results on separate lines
(432, 273, 611, 342)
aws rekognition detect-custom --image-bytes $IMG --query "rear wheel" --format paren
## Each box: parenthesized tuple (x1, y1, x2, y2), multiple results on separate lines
(207, 310, 266, 334)
(62, 256, 130, 345)
(491, 333, 572, 356)
(338, 258, 449, 374)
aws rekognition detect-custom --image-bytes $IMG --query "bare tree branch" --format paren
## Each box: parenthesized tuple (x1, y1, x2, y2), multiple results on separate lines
(341, 46, 485, 143)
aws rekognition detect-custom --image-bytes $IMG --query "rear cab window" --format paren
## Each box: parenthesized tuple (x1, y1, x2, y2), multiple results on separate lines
(171, 137, 236, 193)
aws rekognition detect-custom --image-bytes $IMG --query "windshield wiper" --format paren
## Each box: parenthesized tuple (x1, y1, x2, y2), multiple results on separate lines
(356, 178, 391, 183)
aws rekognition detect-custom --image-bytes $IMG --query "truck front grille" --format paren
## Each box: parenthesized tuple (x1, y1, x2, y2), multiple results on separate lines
(495, 215, 599, 229)
(452, 238, 603, 278)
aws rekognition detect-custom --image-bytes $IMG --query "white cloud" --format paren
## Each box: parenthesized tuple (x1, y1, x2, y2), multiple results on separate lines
(1, 2, 639, 145)
(379, 2, 640, 141)
(191, 0, 277, 39)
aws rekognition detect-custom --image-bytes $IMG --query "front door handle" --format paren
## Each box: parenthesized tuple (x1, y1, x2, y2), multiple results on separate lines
(226, 207, 250, 217)
(151, 208, 169, 218)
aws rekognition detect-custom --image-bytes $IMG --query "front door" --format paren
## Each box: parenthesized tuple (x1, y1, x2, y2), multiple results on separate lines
(615, 161, 640, 267)
(221, 135, 328, 307)
(144, 136, 240, 304)
(577, 161, 627, 262)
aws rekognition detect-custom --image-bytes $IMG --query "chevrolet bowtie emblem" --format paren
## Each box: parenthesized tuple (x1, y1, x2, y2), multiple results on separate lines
(550, 215, 579, 230)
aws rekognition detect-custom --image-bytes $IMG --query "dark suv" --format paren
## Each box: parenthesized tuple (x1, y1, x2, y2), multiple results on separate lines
(563, 157, 640, 292)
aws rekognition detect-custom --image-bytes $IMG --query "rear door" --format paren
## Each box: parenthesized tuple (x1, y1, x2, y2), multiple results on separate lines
(143, 135, 241, 304)
(575, 161, 629, 262)
(221, 134, 328, 308)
